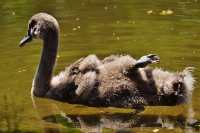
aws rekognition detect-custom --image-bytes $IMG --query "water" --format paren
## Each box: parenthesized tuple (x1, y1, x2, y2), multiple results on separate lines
(0, 0, 200, 132)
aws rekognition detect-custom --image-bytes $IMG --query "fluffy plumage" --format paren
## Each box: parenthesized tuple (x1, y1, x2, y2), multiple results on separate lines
(20, 13, 195, 112)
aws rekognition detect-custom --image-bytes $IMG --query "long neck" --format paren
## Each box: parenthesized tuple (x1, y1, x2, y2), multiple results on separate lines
(32, 31, 58, 97)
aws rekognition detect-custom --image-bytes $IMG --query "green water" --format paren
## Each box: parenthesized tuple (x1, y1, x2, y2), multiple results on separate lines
(0, 0, 200, 132)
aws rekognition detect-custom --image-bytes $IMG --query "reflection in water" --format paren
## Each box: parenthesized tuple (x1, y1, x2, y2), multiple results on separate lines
(43, 112, 200, 133)
(31, 83, 199, 133)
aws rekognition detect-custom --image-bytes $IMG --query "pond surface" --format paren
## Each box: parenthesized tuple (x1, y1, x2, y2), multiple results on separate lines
(0, 0, 200, 132)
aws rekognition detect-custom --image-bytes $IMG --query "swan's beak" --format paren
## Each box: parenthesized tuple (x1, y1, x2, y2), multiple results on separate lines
(19, 35, 32, 47)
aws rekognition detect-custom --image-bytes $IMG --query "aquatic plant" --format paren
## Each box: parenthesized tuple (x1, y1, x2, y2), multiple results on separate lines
(0, 94, 25, 133)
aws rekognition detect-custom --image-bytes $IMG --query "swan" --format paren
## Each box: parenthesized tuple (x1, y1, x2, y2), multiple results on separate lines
(19, 13, 195, 112)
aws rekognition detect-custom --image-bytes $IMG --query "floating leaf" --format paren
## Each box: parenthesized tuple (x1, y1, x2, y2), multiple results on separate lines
(160, 9, 174, 15)
(147, 10, 153, 15)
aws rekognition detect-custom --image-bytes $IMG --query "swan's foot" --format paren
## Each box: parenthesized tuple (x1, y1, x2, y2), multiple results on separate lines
(135, 54, 160, 68)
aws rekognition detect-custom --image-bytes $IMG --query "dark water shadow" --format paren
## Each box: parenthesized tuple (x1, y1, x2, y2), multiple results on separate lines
(43, 113, 200, 132)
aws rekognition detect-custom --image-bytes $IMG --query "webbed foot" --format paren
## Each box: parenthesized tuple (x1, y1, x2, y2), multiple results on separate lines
(135, 54, 160, 68)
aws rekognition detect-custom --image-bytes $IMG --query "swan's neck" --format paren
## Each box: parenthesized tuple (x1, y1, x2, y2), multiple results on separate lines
(32, 32, 58, 97)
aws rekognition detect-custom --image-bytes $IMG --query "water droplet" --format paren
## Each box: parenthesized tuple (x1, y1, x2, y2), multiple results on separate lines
(104, 6, 108, 11)
(18, 68, 26, 73)
(153, 129, 159, 132)
(113, 5, 117, 9)
(132, 21, 135, 24)
(72, 27, 77, 31)
(147, 10, 153, 15)
(12, 11, 15, 15)
(128, 20, 135, 24)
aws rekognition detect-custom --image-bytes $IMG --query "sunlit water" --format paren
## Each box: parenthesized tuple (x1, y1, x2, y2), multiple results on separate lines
(0, 0, 200, 132)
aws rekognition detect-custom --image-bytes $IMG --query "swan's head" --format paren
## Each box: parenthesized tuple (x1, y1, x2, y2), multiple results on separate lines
(19, 12, 59, 47)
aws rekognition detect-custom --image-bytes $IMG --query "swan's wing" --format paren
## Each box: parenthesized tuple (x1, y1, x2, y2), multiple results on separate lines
(51, 54, 102, 89)
(51, 58, 84, 89)
(78, 55, 101, 72)
(102, 55, 121, 64)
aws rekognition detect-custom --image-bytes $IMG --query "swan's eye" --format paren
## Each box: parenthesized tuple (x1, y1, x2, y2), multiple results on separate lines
(29, 20, 37, 29)
(27, 20, 37, 36)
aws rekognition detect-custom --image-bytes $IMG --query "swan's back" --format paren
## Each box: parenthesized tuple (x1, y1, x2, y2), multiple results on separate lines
(97, 55, 137, 96)
(51, 54, 146, 92)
